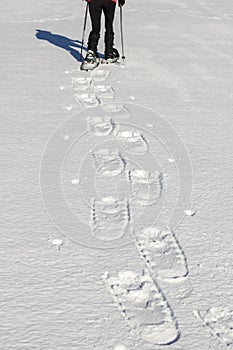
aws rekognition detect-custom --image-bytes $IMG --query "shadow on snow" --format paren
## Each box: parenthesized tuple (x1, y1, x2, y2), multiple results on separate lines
(35, 29, 87, 62)
(35, 30, 105, 62)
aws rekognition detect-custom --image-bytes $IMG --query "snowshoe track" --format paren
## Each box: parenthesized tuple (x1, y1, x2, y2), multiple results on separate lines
(87, 116, 115, 137)
(92, 84, 115, 99)
(104, 270, 180, 345)
(114, 126, 149, 155)
(72, 77, 91, 91)
(91, 149, 126, 178)
(128, 169, 163, 206)
(58, 61, 191, 346)
(91, 196, 130, 241)
(75, 92, 100, 107)
(132, 226, 189, 281)
(194, 307, 233, 347)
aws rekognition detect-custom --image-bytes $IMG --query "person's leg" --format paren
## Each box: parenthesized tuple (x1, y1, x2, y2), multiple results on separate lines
(103, 0, 116, 56)
(88, 0, 102, 52)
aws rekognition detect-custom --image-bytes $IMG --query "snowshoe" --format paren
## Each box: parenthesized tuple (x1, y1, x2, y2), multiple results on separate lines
(102, 48, 120, 64)
(81, 50, 100, 71)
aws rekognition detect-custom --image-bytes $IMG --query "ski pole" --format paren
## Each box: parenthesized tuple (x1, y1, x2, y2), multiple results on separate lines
(119, 5, 126, 61)
(81, 2, 89, 61)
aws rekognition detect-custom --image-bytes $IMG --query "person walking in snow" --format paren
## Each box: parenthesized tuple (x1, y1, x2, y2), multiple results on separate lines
(83, 0, 125, 66)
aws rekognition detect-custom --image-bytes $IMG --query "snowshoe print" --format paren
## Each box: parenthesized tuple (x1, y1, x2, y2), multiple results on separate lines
(132, 226, 189, 281)
(194, 307, 233, 346)
(72, 77, 91, 91)
(114, 127, 148, 154)
(75, 93, 100, 107)
(92, 85, 115, 99)
(91, 69, 110, 82)
(128, 169, 162, 206)
(91, 196, 129, 241)
(87, 116, 115, 137)
(104, 270, 180, 345)
(91, 149, 126, 178)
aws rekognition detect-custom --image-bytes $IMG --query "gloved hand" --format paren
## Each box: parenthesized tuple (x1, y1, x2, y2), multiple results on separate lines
(118, 0, 125, 7)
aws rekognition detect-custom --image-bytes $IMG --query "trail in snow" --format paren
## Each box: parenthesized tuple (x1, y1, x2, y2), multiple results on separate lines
(2, 0, 231, 348)
(55, 60, 192, 346)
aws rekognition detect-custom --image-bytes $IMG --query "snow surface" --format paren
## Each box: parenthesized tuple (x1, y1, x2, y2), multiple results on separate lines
(1, 0, 233, 349)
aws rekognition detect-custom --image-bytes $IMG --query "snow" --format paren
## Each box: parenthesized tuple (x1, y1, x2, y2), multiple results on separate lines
(113, 345, 127, 350)
(1, 0, 232, 349)
(48, 236, 64, 250)
(184, 209, 196, 217)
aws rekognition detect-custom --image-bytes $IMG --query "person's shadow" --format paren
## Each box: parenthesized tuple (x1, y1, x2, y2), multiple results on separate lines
(35, 30, 105, 62)
(35, 29, 88, 62)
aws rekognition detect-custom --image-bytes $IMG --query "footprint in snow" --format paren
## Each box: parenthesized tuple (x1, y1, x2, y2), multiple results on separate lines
(87, 116, 115, 137)
(194, 307, 233, 346)
(75, 93, 100, 108)
(72, 77, 91, 91)
(132, 226, 189, 281)
(92, 84, 115, 99)
(128, 169, 163, 206)
(104, 270, 180, 346)
(91, 69, 110, 82)
(114, 126, 149, 155)
(91, 148, 126, 178)
(91, 196, 129, 241)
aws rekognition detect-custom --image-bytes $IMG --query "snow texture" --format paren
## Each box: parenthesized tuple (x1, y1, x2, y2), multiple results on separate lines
(1, 0, 232, 349)
(194, 307, 233, 346)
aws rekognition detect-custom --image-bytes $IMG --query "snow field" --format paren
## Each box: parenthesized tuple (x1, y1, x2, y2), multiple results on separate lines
(2, 0, 233, 348)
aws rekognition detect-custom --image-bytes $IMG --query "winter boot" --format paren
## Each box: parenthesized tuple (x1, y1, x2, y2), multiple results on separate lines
(105, 48, 120, 63)
(81, 50, 100, 71)
(84, 50, 99, 63)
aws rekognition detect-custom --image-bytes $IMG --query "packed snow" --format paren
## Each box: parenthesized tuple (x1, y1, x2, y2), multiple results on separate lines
(1, 0, 232, 349)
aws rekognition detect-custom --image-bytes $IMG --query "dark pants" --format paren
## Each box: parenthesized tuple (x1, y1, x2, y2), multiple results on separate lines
(88, 0, 116, 54)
